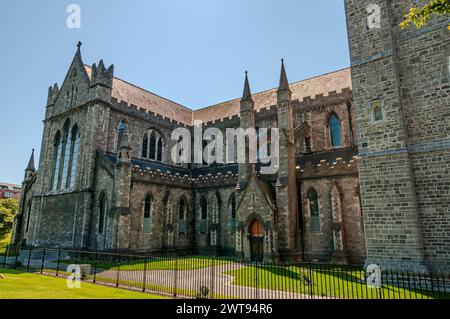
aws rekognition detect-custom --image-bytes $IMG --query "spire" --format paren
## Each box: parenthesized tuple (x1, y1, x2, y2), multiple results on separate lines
(26, 149, 36, 172)
(277, 59, 291, 92)
(240, 71, 253, 103)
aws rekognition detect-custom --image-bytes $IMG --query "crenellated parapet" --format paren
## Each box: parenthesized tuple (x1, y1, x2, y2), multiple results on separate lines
(47, 83, 59, 107)
(297, 153, 360, 179)
(132, 165, 192, 188)
(191, 171, 238, 189)
(89, 59, 114, 102)
(131, 165, 238, 189)
(91, 60, 114, 88)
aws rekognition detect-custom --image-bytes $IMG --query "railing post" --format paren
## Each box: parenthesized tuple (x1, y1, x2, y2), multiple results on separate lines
(210, 258, 216, 300)
(26, 246, 32, 272)
(55, 248, 61, 277)
(2, 244, 9, 268)
(309, 261, 314, 299)
(93, 251, 98, 284)
(14, 245, 19, 269)
(40, 247, 46, 274)
(255, 261, 259, 299)
(116, 253, 121, 288)
(142, 255, 147, 292)
(173, 257, 178, 298)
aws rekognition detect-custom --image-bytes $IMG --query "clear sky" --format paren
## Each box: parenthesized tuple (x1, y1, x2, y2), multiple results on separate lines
(0, 0, 350, 185)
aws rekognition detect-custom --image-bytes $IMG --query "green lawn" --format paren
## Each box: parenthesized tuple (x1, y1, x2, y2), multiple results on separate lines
(0, 268, 166, 299)
(225, 265, 450, 299)
(38, 268, 234, 299)
(61, 256, 230, 271)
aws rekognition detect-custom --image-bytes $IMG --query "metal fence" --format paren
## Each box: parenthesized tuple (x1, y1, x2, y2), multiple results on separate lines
(1, 244, 449, 299)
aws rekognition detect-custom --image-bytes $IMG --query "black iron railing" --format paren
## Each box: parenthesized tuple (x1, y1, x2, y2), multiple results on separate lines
(1, 244, 449, 299)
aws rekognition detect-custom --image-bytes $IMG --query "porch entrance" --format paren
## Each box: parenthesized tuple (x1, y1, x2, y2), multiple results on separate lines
(249, 219, 264, 261)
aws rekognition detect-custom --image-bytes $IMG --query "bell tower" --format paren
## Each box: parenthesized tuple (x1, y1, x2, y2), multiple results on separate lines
(344, 0, 426, 270)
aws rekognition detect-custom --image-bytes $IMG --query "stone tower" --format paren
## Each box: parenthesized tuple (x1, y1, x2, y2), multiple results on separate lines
(275, 60, 300, 261)
(345, 0, 450, 271)
(22, 43, 116, 249)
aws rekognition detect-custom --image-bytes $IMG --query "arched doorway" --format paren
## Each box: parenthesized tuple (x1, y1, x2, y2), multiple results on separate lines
(249, 219, 264, 261)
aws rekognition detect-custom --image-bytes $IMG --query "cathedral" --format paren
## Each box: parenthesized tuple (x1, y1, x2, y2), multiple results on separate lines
(12, 1, 449, 271)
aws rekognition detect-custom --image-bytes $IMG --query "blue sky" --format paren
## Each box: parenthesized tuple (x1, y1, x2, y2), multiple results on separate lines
(0, 0, 349, 185)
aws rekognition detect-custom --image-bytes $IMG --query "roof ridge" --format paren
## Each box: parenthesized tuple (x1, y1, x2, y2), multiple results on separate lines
(194, 67, 351, 112)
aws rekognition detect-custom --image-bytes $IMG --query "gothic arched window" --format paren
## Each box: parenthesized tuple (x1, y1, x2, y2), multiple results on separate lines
(149, 132, 156, 159)
(179, 198, 187, 220)
(229, 193, 236, 232)
(52, 131, 62, 191)
(200, 197, 208, 233)
(157, 138, 163, 161)
(141, 133, 148, 158)
(308, 188, 320, 232)
(68, 125, 80, 189)
(117, 120, 127, 150)
(60, 120, 72, 189)
(373, 102, 383, 122)
(329, 113, 341, 147)
(229, 193, 236, 219)
(142, 129, 164, 161)
(143, 193, 152, 233)
(98, 192, 107, 234)
(179, 197, 187, 233)
(201, 198, 208, 220)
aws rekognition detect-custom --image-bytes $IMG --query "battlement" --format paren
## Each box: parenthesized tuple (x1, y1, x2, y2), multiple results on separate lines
(90, 60, 114, 88)
(297, 155, 359, 179)
(296, 148, 359, 179)
(130, 164, 238, 188)
(47, 83, 59, 106)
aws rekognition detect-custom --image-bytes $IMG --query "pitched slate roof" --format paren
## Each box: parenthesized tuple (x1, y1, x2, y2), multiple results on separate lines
(85, 65, 351, 126)
(84, 65, 193, 125)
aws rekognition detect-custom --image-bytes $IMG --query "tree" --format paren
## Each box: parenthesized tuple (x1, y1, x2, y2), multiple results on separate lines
(400, 0, 450, 31)
(0, 198, 19, 241)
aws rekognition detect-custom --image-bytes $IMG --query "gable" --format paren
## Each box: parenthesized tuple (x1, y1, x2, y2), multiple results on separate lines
(51, 50, 91, 116)
(236, 173, 277, 214)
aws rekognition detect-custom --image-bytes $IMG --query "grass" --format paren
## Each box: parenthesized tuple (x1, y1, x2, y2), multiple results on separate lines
(0, 268, 166, 299)
(225, 264, 450, 299)
(60, 256, 230, 271)
(38, 268, 235, 299)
